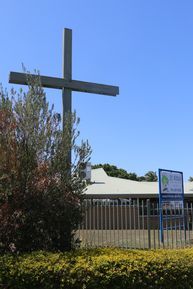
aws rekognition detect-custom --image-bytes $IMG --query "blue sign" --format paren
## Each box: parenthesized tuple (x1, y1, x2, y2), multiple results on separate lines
(158, 169, 184, 242)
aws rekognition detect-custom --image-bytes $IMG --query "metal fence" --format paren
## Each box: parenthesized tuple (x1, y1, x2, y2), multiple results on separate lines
(76, 198, 193, 249)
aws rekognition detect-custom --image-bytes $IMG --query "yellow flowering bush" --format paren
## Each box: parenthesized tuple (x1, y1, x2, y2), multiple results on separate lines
(1, 248, 193, 288)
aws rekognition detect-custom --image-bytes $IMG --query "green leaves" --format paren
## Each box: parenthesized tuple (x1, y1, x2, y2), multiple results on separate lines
(0, 73, 91, 253)
(92, 164, 158, 182)
(1, 248, 193, 289)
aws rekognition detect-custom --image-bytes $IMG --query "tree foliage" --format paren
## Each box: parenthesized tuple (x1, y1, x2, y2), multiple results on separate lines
(144, 171, 158, 182)
(0, 75, 91, 253)
(92, 164, 158, 181)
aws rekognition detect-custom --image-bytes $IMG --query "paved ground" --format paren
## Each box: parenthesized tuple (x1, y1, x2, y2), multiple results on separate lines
(76, 229, 193, 249)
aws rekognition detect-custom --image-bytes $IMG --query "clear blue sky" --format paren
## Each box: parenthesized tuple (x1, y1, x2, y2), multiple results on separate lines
(1, 0, 193, 180)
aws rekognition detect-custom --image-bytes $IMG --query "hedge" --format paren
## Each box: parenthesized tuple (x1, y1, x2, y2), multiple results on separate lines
(1, 248, 193, 288)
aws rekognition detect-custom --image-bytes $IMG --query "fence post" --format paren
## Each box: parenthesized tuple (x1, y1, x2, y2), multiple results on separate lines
(183, 204, 187, 245)
(147, 199, 151, 249)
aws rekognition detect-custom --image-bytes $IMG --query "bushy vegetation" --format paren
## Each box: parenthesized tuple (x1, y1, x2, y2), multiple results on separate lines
(92, 163, 158, 181)
(1, 247, 193, 289)
(0, 75, 91, 253)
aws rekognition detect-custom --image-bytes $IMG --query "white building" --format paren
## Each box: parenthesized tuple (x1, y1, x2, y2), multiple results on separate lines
(85, 168, 193, 200)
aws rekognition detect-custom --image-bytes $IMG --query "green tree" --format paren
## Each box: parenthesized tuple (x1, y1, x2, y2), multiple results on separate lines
(137, 176, 146, 182)
(92, 163, 138, 180)
(0, 75, 91, 253)
(144, 171, 158, 182)
(92, 164, 158, 182)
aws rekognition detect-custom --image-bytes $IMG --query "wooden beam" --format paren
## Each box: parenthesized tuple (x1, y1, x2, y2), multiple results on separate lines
(9, 72, 119, 96)
(62, 28, 72, 123)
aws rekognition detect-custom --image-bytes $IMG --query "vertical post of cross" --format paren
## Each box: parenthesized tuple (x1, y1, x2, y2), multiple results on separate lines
(63, 28, 72, 122)
(62, 28, 72, 167)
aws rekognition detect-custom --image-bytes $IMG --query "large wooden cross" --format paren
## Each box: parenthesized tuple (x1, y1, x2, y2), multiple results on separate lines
(9, 28, 119, 166)
(9, 28, 119, 126)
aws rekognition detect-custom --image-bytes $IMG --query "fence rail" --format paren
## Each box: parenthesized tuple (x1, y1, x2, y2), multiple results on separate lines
(76, 198, 193, 249)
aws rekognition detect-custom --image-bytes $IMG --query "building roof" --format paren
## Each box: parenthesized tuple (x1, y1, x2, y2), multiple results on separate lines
(85, 168, 193, 199)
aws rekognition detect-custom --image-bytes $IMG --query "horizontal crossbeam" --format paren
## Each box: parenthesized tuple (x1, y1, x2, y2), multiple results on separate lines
(9, 72, 119, 96)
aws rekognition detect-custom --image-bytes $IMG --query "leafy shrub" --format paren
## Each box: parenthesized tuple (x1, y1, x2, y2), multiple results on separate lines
(0, 76, 91, 253)
(1, 248, 193, 289)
